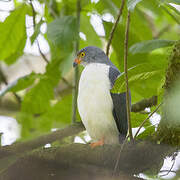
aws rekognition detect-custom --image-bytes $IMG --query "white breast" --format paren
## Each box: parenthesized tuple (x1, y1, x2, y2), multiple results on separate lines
(77, 63, 119, 144)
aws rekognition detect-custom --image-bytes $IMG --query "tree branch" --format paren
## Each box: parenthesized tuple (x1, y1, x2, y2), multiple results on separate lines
(124, 11, 133, 140)
(72, 0, 81, 123)
(106, 0, 125, 57)
(1, 141, 174, 179)
(0, 122, 84, 159)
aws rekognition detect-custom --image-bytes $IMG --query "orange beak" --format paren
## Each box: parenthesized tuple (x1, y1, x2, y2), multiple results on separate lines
(73, 58, 82, 67)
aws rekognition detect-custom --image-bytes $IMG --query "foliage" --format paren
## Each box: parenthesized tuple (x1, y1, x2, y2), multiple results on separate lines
(0, 0, 179, 142)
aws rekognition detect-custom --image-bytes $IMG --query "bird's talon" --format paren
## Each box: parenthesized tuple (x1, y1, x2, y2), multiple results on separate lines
(90, 139, 104, 148)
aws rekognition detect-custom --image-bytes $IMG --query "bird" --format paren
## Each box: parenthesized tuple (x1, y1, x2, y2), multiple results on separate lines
(73, 46, 129, 147)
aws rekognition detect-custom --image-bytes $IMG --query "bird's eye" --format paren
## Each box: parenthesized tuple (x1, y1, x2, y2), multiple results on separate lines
(80, 52, 85, 57)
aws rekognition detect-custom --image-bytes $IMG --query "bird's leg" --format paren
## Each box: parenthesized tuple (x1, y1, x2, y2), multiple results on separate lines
(90, 138, 104, 148)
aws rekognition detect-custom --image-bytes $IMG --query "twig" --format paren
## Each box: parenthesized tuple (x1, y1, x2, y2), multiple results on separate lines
(134, 102, 163, 138)
(106, 0, 125, 57)
(124, 11, 133, 141)
(72, 0, 81, 124)
(44, 0, 58, 18)
(62, 77, 74, 89)
(30, 0, 49, 64)
(112, 136, 128, 176)
(159, 157, 176, 177)
(142, 11, 157, 37)
(154, 25, 171, 39)
(0, 66, 21, 103)
(37, 41, 49, 64)
(160, 170, 176, 173)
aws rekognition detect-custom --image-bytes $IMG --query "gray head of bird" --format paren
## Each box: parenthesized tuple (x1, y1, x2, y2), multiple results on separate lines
(73, 46, 113, 67)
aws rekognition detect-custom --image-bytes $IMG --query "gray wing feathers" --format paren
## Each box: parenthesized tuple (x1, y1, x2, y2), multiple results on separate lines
(109, 66, 120, 88)
(111, 92, 128, 138)
(109, 66, 129, 140)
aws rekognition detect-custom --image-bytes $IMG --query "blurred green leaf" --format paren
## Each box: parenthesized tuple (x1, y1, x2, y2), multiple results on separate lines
(95, 0, 118, 16)
(161, 0, 180, 4)
(127, 0, 143, 11)
(47, 16, 78, 52)
(37, 94, 73, 131)
(30, 20, 44, 45)
(79, 14, 102, 49)
(19, 58, 62, 138)
(21, 59, 61, 115)
(0, 72, 40, 97)
(129, 39, 175, 54)
(0, 4, 28, 64)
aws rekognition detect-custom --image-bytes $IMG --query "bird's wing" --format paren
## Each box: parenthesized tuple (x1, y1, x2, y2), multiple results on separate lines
(109, 67, 129, 140)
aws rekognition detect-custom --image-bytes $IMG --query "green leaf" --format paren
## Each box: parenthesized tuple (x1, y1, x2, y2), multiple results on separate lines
(111, 63, 163, 93)
(137, 126, 155, 139)
(127, 0, 143, 11)
(37, 94, 73, 131)
(129, 39, 175, 54)
(47, 16, 78, 52)
(30, 20, 44, 45)
(21, 59, 61, 115)
(95, 0, 118, 16)
(0, 4, 28, 64)
(161, 0, 180, 4)
(18, 58, 62, 139)
(131, 112, 151, 128)
(0, 72, 39, 97)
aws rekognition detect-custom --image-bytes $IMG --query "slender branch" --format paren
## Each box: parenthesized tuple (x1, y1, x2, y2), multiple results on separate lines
(154, 25, 171, 39)
(62, 77, 74, 89)
(160, 170, 176, 173)
(37, 41, 49, 64)
(30, 0, 49, 64)
(44, 0, 59, 18)
(159, 157, 176, 177)
(124, 11, 133, 140)
(72, 0, 81, 124)
(142, 11, 157, 37)
(0, 65, 21, 103)
(112, 136, 128, 176)
(134, 102, 163, 138)
(106, 0, 125, 57)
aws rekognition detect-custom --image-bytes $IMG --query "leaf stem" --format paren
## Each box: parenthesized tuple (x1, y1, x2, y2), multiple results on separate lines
(124, 11, 133, 141)
(106, 0, 125, 57)
(72, 0, 81, 124)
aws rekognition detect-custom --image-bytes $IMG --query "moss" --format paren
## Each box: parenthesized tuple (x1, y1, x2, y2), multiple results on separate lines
(163, 40, 180, 91)
(156, 40, 180, 146)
